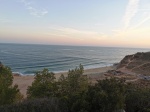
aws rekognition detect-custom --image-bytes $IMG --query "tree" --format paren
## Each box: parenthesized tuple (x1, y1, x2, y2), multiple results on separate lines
(57, 64, 89, 97)
(27, 68, 58, 98)
(125, 83, 150, 112)
(0, 63, 21, 105)
(27, 65, 89, 111)
(66, 64, 88, 94)
(85, 78, 126, 112)
(58, 64, 89, 112)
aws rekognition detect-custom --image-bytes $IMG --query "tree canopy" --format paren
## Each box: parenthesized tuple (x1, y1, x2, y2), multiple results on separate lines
(27, 68, 57, 98)
(0, 63, 22, 105)
(1, 63, 148, 112)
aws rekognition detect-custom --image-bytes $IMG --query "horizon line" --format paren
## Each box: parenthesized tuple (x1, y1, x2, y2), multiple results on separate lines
(0, 42, 150, 49)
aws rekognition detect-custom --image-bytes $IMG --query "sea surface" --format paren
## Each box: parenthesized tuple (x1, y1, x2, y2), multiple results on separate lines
(0, 43, 150, 75)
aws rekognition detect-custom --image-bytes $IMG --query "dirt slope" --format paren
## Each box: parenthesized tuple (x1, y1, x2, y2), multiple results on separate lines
(117, 52, 150, 76)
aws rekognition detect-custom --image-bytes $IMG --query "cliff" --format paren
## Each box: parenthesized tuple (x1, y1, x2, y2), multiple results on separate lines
(117, 52, 150, 76)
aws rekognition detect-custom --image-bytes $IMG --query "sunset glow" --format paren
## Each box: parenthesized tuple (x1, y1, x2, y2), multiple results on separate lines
(0, 0, 150, 48)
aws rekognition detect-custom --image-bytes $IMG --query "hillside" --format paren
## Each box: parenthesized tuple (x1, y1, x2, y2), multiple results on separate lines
(117, 52, 150, 76)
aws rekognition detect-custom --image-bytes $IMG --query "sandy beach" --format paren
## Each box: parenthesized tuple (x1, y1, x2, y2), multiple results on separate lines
(13, 66, 115, 97)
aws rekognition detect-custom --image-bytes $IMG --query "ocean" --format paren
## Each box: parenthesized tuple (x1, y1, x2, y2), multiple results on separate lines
(0, 43, 149, 75)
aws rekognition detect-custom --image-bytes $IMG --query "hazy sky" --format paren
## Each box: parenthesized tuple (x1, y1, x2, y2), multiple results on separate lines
(0, 0, 150, 48)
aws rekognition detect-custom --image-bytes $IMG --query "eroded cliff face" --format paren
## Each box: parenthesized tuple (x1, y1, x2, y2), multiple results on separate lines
(117, 52, 150, 76)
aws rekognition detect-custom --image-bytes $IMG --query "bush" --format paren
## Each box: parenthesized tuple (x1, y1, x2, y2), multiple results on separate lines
(0, 98, 68, 112)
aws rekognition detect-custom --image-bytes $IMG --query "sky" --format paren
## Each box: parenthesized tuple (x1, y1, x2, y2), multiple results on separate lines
(0, 0, 150, 48)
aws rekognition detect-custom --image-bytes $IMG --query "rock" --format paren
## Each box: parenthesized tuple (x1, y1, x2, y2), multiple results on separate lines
(113, 63, 119, 67)
(106, 70, 123, 75)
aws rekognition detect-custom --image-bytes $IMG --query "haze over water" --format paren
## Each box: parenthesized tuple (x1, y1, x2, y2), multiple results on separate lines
(0, 43, 149, 75)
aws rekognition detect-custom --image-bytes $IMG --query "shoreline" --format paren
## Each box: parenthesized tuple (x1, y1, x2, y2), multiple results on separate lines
(12, 64, 115, 76)
(13, 66, 115, 97)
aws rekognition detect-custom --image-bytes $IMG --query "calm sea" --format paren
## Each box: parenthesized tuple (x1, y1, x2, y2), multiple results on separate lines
(0, 43, 149, 75)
